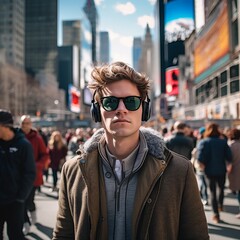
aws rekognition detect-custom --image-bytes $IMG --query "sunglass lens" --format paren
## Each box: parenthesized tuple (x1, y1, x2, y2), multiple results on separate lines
(124, 96, 141, 111)
(102, 97, 118, 111)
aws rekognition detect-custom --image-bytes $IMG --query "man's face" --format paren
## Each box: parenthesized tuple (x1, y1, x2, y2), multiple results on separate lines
(21, 118, 32, 134)
(100, 79, 142, 140)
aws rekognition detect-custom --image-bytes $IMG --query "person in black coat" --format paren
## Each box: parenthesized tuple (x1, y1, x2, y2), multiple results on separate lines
(197, 122, 232, 224)
(0, 109, 36, 240)
(165, 121, 194, 160)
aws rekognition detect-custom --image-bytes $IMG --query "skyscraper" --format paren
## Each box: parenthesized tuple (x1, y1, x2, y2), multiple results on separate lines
(0, 0, 25, 68)
(58, 45, 80, 107)
(139, 24, 153, 78)
(99, 31, 109, 63)
(25, 0, 58, 76)
(63, 20, 81, 46)
(133, 37, 142, 71)
(83, 0, 99, 64)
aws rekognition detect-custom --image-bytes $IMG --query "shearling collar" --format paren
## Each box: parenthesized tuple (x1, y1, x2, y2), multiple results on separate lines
(78, 127, 166, 160)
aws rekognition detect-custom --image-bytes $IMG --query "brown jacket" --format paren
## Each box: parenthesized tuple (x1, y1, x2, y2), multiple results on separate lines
(53, 128, 209, 240)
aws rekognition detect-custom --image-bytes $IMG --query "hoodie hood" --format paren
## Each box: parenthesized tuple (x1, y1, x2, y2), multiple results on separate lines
(25, 128, 38, 139)
(78, 127, 166, 160)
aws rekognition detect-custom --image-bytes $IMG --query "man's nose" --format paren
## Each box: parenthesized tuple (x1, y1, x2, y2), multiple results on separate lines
(116, 99, 127, 111)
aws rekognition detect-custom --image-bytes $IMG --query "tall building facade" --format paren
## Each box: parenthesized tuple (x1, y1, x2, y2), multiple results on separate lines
(139, 24, 153, 79)
(172, 0, 240, 127)
(60, 10, 92, 118)
(0, 50, 27, 116)
(63, 20, 81, 46)
(58, 46, 80, 89)
(25, 0, 58, 76)
(83, 0, 99, 64)
(132, 37, 142, 71)
(99, 31, 109, 63)
(0, 0, 25, 68)
(25, 0, 66, 117)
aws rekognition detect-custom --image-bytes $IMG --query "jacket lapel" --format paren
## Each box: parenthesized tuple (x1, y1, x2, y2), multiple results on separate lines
(132, 154, 167, 234)
(80, 150, 108, 239)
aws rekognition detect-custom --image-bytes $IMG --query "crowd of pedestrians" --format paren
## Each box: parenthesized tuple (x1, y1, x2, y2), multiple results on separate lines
(161, 121, 240, 224)
(0, 110, 95, 239)
(1, 115, 240, 239)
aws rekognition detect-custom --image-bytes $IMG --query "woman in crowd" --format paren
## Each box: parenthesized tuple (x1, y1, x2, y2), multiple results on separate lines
(228, 128, 240, 219)
(197, 123, 232, 224)
(48, 131, 68, 192)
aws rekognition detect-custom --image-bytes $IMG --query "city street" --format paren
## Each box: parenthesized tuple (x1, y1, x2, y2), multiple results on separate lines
(3, 178, 240, 240)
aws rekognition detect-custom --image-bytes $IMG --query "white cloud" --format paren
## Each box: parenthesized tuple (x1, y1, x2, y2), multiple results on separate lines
(115, 2, 136, 15)
(148, 0, 157, 5)
(107, 28, 133, 64)
(108, 29, 120, 40)
(120, 36, 133, 48)
(94, 0, 103, 5)
(107, 29, 133, 48)
(137, 15, 155, 28)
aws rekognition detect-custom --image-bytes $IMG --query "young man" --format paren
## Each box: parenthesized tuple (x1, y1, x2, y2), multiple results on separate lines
(0, 109, 36, 240)
(20, 115, 49, 234)
(53, 62, 209, 239)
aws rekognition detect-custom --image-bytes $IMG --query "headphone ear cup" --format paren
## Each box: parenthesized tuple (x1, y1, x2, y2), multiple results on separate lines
(142, 101, 151, 121)
(90, 102, 101, 122)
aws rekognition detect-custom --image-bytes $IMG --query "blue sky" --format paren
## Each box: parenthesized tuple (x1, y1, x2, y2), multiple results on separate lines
(59, 0, 194, 65)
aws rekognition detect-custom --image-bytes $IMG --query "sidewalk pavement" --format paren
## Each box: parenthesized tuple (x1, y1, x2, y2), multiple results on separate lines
(204, 188, 240, 240)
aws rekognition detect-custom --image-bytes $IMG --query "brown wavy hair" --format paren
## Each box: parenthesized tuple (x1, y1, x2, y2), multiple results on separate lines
(204, 123, 221, 138)
(230, 128, 240, 140)
(88, 61, 150, 101)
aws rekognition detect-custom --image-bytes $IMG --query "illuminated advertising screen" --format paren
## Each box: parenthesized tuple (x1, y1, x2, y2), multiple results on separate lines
(166, 67, 179, 96)
(165, 0, 194, 43)
(194, 0, 230, 77)
(68, 84, 81, 113)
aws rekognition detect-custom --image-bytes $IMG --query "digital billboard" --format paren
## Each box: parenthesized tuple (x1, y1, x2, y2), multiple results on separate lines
(68, 84, 81, 113)
(166, 67, 179, 96)
(194, 0, 230, 77)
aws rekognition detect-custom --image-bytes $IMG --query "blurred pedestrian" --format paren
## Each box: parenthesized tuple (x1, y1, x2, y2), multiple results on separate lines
(228, 128, 240, 219)
(53, 61, 208, 239)
(37, 127, 50, 183)
(68, 128, 85, 156)
(197, 122, 232, 224)
(65, 129, 74, 146)
(20, 115, 49, 234)
(165, 121, 194, 160)
(191, 127, 208, 205)
(184, 124, 197, 147)
(48, 131, 68, 192)
(0, 110, 36, 240)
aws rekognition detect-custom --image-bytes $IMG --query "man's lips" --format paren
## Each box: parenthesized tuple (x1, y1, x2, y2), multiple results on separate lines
(112, 119, 130, 123)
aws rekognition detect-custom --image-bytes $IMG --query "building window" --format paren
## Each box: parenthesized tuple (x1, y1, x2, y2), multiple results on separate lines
(220, 71, 227, 83)
(230, 64, 239, 78)
(221, 85, 228, 96)
(230, 80, 239, 93)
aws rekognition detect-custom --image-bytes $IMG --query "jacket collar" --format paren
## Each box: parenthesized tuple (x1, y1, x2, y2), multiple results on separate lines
(78, 127, 166, 160)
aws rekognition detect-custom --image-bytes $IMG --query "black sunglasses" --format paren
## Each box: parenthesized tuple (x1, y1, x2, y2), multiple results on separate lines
(100, 96, 142, 112)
